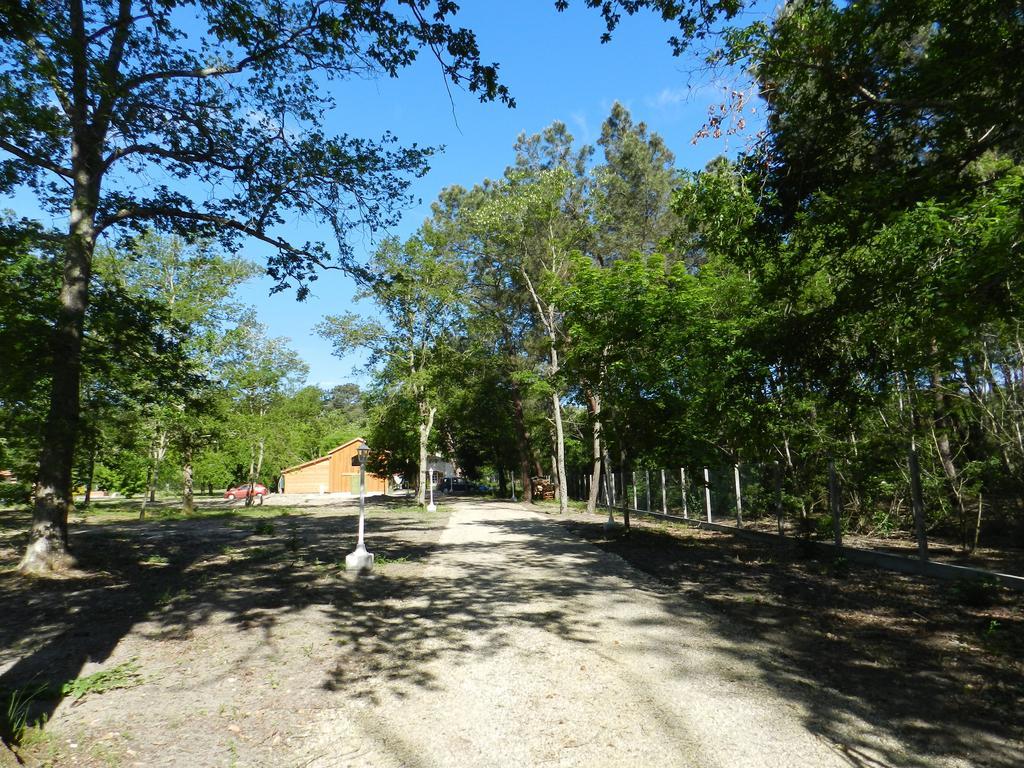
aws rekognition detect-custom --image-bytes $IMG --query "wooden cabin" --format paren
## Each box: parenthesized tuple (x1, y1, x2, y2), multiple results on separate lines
(280, 438, 388, 494)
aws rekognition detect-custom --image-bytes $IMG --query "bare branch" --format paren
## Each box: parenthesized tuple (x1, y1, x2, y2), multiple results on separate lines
(853, 83, 955, 111)
(123, 62, 246, 89)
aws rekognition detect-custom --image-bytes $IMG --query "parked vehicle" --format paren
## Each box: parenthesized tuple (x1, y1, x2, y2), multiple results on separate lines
(224, 483, 268, 500)
(439, 477, 480, 494)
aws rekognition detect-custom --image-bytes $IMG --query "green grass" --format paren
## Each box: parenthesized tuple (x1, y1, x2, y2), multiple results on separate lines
(374, 554, 412, 566)
(61, 660, 143, 701)
(1, 660, 144, 749)
(140, 554, 169, 566)
(244, 546, 275, 561)
(252, 520, 275, 535)
(156, 587, 188, 607)
(1, 682, 49, 747)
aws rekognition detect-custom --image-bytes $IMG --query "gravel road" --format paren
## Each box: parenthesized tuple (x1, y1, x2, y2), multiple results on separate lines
(297, 498, 913, 768)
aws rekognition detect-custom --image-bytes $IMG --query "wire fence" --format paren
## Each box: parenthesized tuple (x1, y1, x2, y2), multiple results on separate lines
(565, 460, 1024, 579)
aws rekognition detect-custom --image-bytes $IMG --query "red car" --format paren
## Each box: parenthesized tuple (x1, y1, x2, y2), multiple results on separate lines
(224, 483, 268, 500)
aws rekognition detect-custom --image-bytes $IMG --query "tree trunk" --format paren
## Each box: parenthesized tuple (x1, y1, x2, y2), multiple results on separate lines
(83, 437, 96, 507)
(620, 447, 631, 532)
(586, 391, 602, 514)
(417, 404, 436, 506)
(246, 438, 264, 507)
(255, 438, 265, 479)
(182, 443, 194, 515)
(21, 129, 100, 573)
(497, 463, 507, 497)
(142, 429, 168, 516)
(931, 369, 970, 548)
(602, 443, 616, 507)
(550, 344, 568, 514)
(509, 379, 533, 503)
(551, 388, 568, 513)
(140, 463, 153, 519)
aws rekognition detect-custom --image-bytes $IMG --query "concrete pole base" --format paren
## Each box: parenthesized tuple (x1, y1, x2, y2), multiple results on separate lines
(426, 503, 437, 513)
(345, 548, 374, 574)
(603, 513, 619, 533)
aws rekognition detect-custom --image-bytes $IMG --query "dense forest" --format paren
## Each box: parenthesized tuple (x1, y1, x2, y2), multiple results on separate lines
(339, 1, 1024, 554)
(0, 228, 371, 506)
(2, 0, 1022, 570)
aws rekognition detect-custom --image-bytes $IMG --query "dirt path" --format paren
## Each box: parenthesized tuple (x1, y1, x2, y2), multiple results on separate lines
(4, 497, 1016, 767)
(295, 499, 917, 768)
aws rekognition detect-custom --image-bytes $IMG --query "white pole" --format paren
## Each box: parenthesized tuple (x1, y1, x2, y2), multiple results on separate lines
(345, 447, 373, 573)
(511, 470, 517, 502)
(703, 467, 712, 522)
(681, 467, 688, 519)
(427, 468, 436, 513)
(632, 472, 637, 510)
(733, 463, 743, 526)
(661, 469, 667, 514)
(645, 469, 651, 511)
(357, 459, 366, 548)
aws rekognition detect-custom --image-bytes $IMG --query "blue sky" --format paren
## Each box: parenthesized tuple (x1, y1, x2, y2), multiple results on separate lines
(248, 0, 767, 387)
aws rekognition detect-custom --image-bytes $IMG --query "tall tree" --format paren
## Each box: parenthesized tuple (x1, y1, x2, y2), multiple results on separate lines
(1, 0, 512, 571)
(582, 103, 681, 511)
(473, 163, 585, 513)
(220, 317, 308, 505)
(591, 102, 680, 266)
(95, 233, 257, 513)
(317, 235, 464, 505)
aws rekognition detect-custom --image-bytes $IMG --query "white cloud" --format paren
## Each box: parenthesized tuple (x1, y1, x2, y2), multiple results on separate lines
(570, 111, 591, 144)
(648, 83, 727, 110)
(651, 87, 690, 108)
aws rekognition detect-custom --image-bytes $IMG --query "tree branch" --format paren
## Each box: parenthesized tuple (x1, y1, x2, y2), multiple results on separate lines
(0, 138, 74, 178)
(101, 142, 246, 174)
(87, 10, 153, 43)
(12, 21, 74, 120)
(853, 83, 955, 111)
(97, 205, 333, 270)
(94, 0, 137, 131)
(69, 0, 91, 127)
(120, 2, 329, 92)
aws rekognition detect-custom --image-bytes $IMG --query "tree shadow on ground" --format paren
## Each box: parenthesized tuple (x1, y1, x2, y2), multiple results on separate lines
(317, 513, 663, 701)
(2, 498, 1020, 768)
(0, 499, 444, 748)
(554, 512, 1024, 768)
